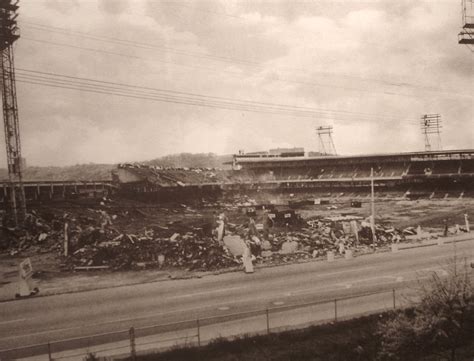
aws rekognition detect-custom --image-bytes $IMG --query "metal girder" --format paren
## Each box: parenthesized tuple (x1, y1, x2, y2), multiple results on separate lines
(0, 0, 25, 225)
(458, 36, 474, 44)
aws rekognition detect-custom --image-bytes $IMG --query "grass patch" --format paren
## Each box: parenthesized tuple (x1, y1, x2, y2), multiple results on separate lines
(133, 314, 385, 361)
(129, 311, 474, 361)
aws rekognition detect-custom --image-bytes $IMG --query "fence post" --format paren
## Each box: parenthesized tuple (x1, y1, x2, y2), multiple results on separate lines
(129, 327, 136, 361)
(197, 319, 201, 347)
(334, 299, 338, 321)
(266, 308, 270, 334)
(47, 342, 52, 361)
(392, 289, 396, 309)
(64, 222, 69, 257)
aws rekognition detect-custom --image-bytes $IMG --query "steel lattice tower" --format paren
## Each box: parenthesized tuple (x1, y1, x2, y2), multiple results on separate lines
(420, 114, 442, 152)
(0, 0, 26, 225)
(459, 0, 474, 49)
(316, 125, 337, 155)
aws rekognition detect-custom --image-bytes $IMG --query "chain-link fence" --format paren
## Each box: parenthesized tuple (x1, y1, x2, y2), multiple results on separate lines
(1, 287, 420, 361)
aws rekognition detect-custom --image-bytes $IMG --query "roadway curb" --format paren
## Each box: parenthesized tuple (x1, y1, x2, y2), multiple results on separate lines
(398, 233, 473, 251)
(0, 234, 472, 304)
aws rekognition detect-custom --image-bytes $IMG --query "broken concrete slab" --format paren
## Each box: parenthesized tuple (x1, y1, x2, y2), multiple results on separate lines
(280, 240, 298, 254)
(223, 235, 246, 257)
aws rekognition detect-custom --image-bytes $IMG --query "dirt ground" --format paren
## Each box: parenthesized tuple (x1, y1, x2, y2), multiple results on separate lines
(298, 197, 474, 232)
(1, 196, 473, 301)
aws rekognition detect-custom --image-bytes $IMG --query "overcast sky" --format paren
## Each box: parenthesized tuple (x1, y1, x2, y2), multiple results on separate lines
(1, 0, 472, 166)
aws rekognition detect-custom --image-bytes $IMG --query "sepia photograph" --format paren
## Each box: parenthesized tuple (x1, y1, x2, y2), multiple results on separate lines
(0, 0, 473, 360)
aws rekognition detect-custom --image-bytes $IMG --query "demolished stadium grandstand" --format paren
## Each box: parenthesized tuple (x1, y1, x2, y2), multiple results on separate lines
(114, 148, 474, 200)
(4, 149, 471, 204)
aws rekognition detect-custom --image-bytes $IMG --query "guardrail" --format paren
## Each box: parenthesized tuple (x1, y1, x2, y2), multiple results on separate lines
(0, 287, 416, 361)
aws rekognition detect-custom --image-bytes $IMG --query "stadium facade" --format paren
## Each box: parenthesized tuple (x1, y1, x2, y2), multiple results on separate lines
(228, 148, 474, 198)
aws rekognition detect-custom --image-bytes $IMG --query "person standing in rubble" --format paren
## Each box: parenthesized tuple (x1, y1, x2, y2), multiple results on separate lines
(246, 216, 263, 256)
(338, 240, 345, 255)
(443, 219, 448, 237)
(248, 236, 262, 257)
(216, 212, 227, 244)
(248, 217, 258, 238)
(211, 211, 218, 234)
(262, 210, 274, 241)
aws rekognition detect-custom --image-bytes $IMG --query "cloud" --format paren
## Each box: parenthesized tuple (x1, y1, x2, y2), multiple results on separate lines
(0, 0, 471, 168)
(43, 0, 80, 14)
(98, 0, 129, 15)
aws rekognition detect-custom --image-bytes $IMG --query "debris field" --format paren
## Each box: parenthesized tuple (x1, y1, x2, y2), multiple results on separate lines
(0, 195, 438, 273)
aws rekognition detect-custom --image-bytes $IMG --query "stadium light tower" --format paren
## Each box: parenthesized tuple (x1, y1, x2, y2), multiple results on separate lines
(316, 125, 337, 155)
(459, 0, 474, 50)
(420, 114, 442, 152)
(0, 0, 26, 226)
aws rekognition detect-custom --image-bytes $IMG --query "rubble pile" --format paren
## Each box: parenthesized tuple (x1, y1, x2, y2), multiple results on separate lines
(219, 213, 406, 266)
(1, 198, 408, 273)
(70, 231, 238, 271)
(116, 163, 228, 186)
(1, 207, 239, 272)
(0, 211, 65, 255)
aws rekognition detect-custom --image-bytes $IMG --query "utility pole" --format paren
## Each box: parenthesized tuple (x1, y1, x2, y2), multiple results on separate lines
(370, 167, 376, 250)
(0, 0, 26, 226)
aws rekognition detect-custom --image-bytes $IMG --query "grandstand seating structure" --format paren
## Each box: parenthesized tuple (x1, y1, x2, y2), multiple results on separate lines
(110, 149, 474, 200)
(230, 149, 474, 196)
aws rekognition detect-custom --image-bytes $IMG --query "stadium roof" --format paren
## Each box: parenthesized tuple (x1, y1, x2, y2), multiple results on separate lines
(234, 149, 474, 164)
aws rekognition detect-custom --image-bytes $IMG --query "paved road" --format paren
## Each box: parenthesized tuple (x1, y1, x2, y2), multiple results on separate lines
(1, 239, 473, 359)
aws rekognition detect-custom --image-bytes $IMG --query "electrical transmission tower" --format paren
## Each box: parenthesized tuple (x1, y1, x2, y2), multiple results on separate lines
(420, 114, 442, 152)
(0, 0, 26, 226)
(459, 0, 474, 50)
(316, 125, 337, 155)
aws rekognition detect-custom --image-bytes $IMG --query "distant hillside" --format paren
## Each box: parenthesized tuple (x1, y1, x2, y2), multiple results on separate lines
(0, 153, 233, 181)
(0, 164, 116, 181)
(144, 153, 233, 169)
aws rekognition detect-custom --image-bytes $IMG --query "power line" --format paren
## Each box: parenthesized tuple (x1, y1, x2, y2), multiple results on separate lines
(21, 35, 430, 101)
(15, 68, 420, 123)
(21, 21, 258, 67)
(19, 19, 472, 98)
(15, 70, 346, 115)
(16, 76, 420, 125)
(15, 70, 420, 124)
(160, 2, 472, 96)
(17, 76, 391, 123)
(16, 75, 351, 120)
(22, 37, 142, 61)
(16, 68, 414, 120)
(16, 22, 428, 90)
(21, 36, 244, 77)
